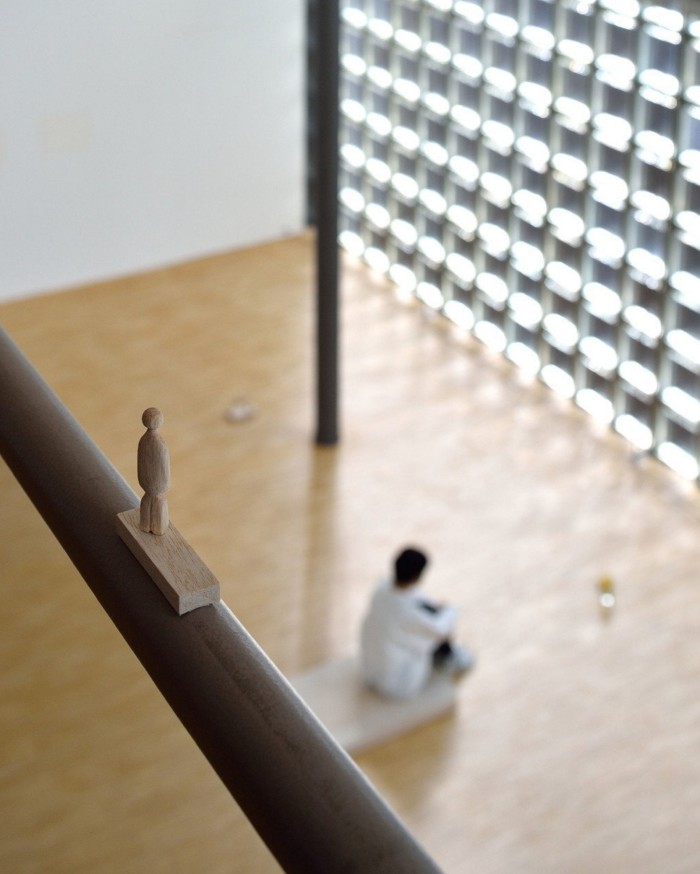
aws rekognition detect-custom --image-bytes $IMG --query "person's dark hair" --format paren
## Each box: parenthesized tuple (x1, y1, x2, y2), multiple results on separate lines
(394, 547, 429, 586)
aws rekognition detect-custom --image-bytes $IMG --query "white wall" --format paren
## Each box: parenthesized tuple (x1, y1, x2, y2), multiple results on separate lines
(0, 0, 305, 302)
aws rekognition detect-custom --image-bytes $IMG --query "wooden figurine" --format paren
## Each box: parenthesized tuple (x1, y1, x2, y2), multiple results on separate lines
(138, 407, 170, 535)
(116, 407, 220, 615)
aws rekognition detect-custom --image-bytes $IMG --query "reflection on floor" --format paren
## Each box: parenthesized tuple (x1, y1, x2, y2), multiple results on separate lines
(2, 232, 700, 873)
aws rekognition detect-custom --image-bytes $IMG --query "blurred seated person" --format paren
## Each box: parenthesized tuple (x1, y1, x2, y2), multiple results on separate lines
(360, 546, 474, 699)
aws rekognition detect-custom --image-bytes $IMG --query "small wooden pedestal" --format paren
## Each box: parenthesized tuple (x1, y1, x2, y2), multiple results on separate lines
(116, 508, 221, 615)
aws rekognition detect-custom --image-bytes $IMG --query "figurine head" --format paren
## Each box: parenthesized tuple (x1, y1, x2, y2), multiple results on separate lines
(142, 407, 164, 430)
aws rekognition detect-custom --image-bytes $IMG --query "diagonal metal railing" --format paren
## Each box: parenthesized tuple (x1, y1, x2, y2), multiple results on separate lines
(0, 326, 442, 874)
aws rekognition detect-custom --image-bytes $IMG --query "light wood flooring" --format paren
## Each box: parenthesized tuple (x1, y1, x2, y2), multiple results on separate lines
(2, 232, 700, 873)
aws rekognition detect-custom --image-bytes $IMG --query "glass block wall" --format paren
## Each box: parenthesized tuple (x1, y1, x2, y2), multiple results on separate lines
(338, 0, 700, 482)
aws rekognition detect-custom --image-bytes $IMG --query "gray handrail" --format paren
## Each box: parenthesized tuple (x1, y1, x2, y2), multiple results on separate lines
(0, 326, 442, 874)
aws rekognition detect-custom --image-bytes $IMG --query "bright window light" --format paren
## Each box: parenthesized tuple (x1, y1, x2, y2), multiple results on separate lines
(424, 42, 451, 67)
(477, 224, 510, 258)
(550, 153, 588, 187)
(666, 330, 700, 367)
(338, 230, 364, 258)
(558, 40, 595, 68)
(548, 209, 585, 244)
(417, 236, 446, 265)
(338, 0, 700, 484)
(541, 365, 576, 398)
(521, 26, 555, 53)
(476, 272, 508, 305)
(419, 189, 448, 216)
(454, 1, 484, 26)
(634, 131, 675, 168)
(509, 292, 543, 328)
(364, 247, 390, 274)
(340, 98, 366, 123)
(507, 342, 541, 374)
(662, 387, 700, 427)
(451, 55, 483, 83)
(512, 189, 548, 224)
(630, 190, 672, 223)
(615, 414, 654, 450)
(422, 143, 449, 170)
(624, 305, 662, 340)
(518, 82, 553, 113)
(626, 248, 667, 285)
(596, 54, 636, 89)
(450, 104, 481, 134)
(365, 203, 390, 230)
(366, 18, 392, 41)
(394, 29, 422, 53)
(367, 65, 393, 90)
(485, 12, 518, 38)
(445, 253, 476, 285)
(480, 172, 513, 206)
(417, 282, 444, 309)
(444, 300, 475, 330)
(392, 126, 421, 152)
(390, 219, 418, 248)
(423, 92, 451, 117)
(670, 272, 700, 308)
(580, 336, 619, 374)
(340, 144, 365, 169)
(393, 78, 421, 104)
(474, 321, 507, 351)
(392, 173, 419, 200)
(619, 361, 659, 397)
(389, 263, 417, 290)
(643, 6, 683, 31)
(553, 98, 591, 128)
(446, 205, 477, 236)
(577, 389, 615, 423)
(426, 0, 453, 12)
(638, 69, 680, 98)
(657, 442, 700, 480)
(366, 112, 392, 137)
(545, 262, 582, 299)
(365, 158, 391, 185)
(483, 67, 517, 96)
(675, 211, 700, 240)
(339, 188, 365, 213)
(481, 120, 515, 149)
(586, 228, 626, 264)
(510, 242, 545, 279)
(448, 155, 480, 186)
(514, 137, 550, 171)
(341, 8, 366, 29)
(589, 172, 629, 206)
(593, 113, 633, 147)
(583, 283, 622, 318)
(543, 314, 579, 349)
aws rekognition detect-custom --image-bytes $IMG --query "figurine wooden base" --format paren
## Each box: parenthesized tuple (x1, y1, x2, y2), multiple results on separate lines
(116, 508, 221, 615)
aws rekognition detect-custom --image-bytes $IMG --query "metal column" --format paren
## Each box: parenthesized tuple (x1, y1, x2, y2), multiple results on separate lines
(314, 0, 341, 445)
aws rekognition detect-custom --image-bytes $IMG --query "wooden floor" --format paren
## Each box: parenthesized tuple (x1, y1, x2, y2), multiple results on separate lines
(2, 233, 700, 873)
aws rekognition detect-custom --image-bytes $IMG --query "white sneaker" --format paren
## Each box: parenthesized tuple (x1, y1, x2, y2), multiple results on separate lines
(436, 644, 475, 678)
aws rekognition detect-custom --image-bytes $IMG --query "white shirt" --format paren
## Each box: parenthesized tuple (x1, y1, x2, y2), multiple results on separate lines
(360, 579, 457, 699)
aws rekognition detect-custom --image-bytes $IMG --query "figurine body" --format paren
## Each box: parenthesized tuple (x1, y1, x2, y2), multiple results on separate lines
(138, 407, 170, 535)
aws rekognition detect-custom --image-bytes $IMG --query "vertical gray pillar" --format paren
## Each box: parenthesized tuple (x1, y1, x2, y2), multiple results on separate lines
(315, 0, 340, 445)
